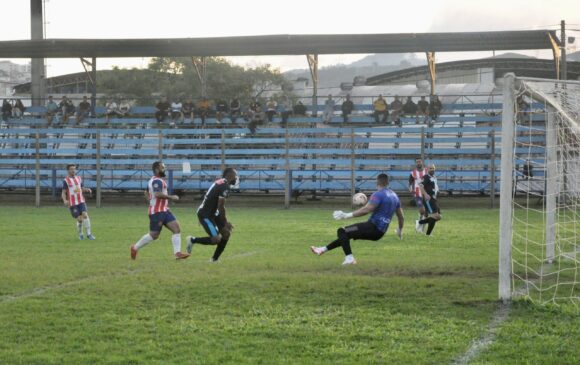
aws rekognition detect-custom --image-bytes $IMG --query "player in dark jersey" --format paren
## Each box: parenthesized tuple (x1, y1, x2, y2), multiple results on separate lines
(416, 164, 442, 236)
(310, 174, 404, 265)
(186, 167, 239, 262)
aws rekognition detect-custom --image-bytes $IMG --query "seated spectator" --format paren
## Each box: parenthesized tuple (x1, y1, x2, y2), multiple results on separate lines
(517, 95, 531, 121)
(105, 98, 121, 125)
(182, 97, 195, 121)
(215, 99, 229, 124)
(293, 100, 306, 116)
(229, 98, 241, 124)
(59, 96, 75, 123)
(390, 95, 403, 125)
(266, 98, 278, 123)
(429, 95, 443, 121)
(373, 94, 388, 123)
(45, 96, 58, 126)
(76, 96, 91, 125)
(12, 99, 25, 119)
(322, 94, 335, 124)
(279, 96, 292, 127)
(155, 96, 171, 124)
(417, 95, 429, 122)
(402, 96, 417, 117)
(522, 159, 534, 179)
(170, 98, 183, 125)
(118, 98, 131, 117)
(196, 97, 210, 126)
(341, 94, 354, 123)
(1, 99, 12, 122)
(245, 97, 261, 121)
(248, 105, 265, 135)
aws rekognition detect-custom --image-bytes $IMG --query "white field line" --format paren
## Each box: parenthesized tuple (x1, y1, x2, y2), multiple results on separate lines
(0, 250, 264, 304)
(452, 302, 511, 365)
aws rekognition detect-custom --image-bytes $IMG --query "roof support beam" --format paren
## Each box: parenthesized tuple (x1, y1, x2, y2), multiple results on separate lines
(192, 57, 207, 98)
(548, 32, 561, 79)
(426, 51, 436, 95)
(80, 57, 97, 116)
(30, 0, 44, 107)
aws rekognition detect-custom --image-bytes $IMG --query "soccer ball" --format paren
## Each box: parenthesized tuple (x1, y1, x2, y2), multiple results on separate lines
(352, 192, 368, 206)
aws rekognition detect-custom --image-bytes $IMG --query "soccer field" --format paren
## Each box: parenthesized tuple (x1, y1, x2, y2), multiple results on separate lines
(0, 205, 578, 364)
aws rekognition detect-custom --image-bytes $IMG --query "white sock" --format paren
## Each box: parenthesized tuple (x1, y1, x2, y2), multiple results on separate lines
(345, 254, 354, 260)
(135, 234, 154, 250)
(83, 217, 91, 235)
(321, 247, 328, 253)
(76, 221, 82, 235)
(171, 234, 181, 255)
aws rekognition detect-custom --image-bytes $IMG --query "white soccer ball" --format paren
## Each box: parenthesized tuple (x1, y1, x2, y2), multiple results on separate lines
(352, 192, 368, 206)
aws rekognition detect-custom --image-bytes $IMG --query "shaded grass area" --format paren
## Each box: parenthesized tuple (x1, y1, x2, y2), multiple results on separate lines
(0, 206, 577, 364)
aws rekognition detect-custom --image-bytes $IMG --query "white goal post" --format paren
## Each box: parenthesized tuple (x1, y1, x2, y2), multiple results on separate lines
(499, 74, 579, 308)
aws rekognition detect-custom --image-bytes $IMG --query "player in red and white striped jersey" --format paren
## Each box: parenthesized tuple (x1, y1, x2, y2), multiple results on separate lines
(408, 157, 428, 233)
(61, 164, 95, 240)
(130, 161, 190, 260)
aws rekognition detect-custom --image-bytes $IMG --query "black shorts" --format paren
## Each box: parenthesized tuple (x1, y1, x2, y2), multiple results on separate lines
(424, 198, 440, 215)
(342, 221, 385, 241)
(198, 213, 226, 237)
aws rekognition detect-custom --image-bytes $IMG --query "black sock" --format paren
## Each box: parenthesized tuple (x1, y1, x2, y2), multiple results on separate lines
(212, 239, 229, 261)
(426, 221, 436, 235)
(326, 239, 342, 251)
(337, 229, 352, 256)
(192, 237, 214, 245)
(419, 217, 436, 225)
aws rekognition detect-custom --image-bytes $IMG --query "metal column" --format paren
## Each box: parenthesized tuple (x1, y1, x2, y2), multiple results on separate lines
(307, 55, 319, 117)
(30, 0, 45, 107)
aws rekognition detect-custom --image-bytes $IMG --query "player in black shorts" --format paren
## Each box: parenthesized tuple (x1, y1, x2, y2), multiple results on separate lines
(416, 164, 442, 236)
(186, 168, 238, 262)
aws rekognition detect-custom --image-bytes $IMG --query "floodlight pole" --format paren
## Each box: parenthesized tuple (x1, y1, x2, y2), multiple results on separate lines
(307, 54, 319, 117)
(561, 20, 567, 80)
(30, 0, 45, 107)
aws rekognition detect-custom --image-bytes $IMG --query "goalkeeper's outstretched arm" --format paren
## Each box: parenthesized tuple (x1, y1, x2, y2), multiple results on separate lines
(333, 203, 376, 220)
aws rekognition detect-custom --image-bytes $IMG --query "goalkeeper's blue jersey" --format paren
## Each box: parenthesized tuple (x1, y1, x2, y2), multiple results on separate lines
(368, 188, 400, 232)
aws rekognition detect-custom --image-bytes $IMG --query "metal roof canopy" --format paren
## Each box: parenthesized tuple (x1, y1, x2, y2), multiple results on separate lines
(0, 30, 560, 58)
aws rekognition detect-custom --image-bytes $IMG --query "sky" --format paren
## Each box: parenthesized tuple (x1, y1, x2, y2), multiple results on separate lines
(0, 0, 578, 77)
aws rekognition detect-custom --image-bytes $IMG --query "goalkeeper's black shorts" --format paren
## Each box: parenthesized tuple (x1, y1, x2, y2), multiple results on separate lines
(342, 221, 385, 241)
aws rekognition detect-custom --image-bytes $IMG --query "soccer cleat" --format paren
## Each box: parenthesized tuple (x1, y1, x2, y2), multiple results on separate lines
(415, 220, 424, 233)
(174, 252, 190, 260)
(130, 245, 138, 260)
(310, 246, 326, 256)
(342, 255, 357, 265)
(79, 234, 84, 240)
(87, 234, 96, 240)
(208, 257, 218, 263)
(186, 236, 195, 254)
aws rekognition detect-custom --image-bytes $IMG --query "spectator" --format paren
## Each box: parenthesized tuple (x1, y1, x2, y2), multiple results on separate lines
(245, 97, 261, 121)
(248, 105, 265, 135)
(429, 95, 443, 121)
(417, 95, 429, 122)
(322, 94, 335, 124)
(170, 98, 183, 125)
(373, 94, 388, 123)
(266, 98, 278, 123)
(215, 99, 228, 124)
(229, 98, 241, 124)
(105, 98, 121, 125)
(279, 96, 292, 127)
(197, 97, 210, 126)
(182, 97, 195, 121)
(293, 100, 306, 116)
(341, 94, 354, 123)
(522, 159, 534, 179)
(46, 96, 58, 126)
(76, 96, 91, 124)
(402, 96, 417, 118)
(517, 95, 531, 121)
(12, 99, 25, 119)
(118, 98, 131, 118)
(59, 96, 74, 123)
(1, 99, 12, 122)
(390, 95, 403, 125)
(155, 96, 171, 124)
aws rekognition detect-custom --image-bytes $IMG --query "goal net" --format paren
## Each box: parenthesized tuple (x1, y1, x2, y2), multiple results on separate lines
(499, 75, 579, 309)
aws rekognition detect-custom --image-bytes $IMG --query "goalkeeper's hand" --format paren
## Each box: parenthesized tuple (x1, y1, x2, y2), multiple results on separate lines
(333, 210, 353, 220)
(395, 227, 403, 240)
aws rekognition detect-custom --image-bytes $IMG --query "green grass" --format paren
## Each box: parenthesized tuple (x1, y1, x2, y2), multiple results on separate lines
(0, 204, 577, 364)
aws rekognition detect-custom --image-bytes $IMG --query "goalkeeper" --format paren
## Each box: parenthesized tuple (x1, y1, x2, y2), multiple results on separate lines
(310, 173, 404, 265)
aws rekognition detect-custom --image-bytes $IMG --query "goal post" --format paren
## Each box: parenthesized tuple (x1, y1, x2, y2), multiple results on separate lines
(499, 74, 580, 308)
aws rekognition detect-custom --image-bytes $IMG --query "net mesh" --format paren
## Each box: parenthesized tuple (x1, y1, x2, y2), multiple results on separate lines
(512, 78, 579, 309)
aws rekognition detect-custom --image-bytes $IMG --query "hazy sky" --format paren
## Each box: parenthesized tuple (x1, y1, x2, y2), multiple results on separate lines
(0, 0, 578, 76)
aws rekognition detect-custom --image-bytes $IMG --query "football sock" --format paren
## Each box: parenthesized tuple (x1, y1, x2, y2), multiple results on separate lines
(135, 233, 154, 250)
(418, 217, 436, 225)
(326, 239, 342, 251)
(426, 221, 436, 236)
(76, 221, 82, 235)
(171, 234, 181, 255)
(212, 238, 229, 261)
(83, 217, 91, 235)
(192, 237, 214, 245)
